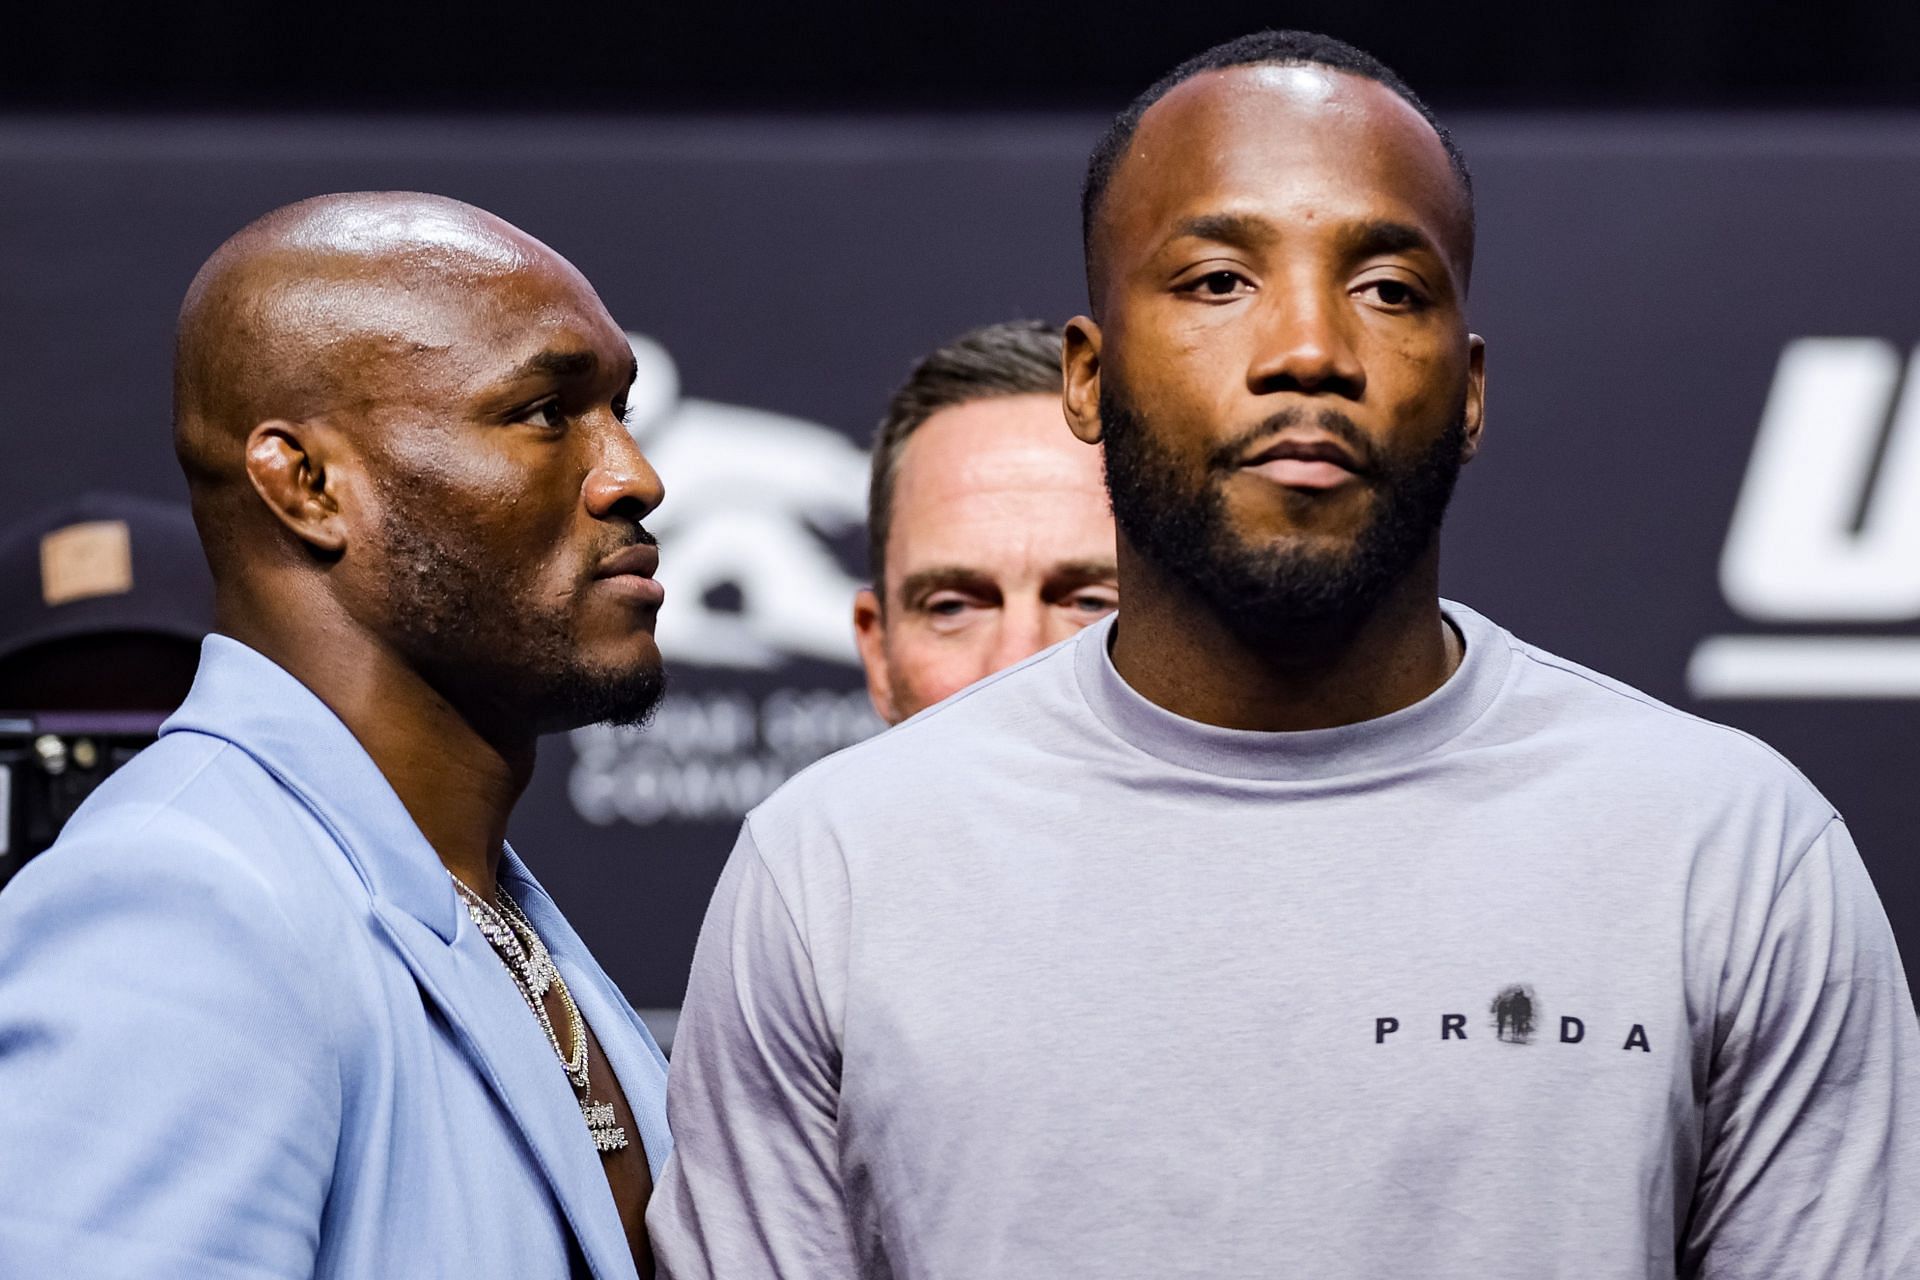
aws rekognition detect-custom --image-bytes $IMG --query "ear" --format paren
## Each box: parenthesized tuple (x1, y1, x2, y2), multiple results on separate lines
(1461, 334, 1487, 463)
(243, 419, 353, 556)
(852, 586, 901, 726)
(1062, 315, 1106, 446)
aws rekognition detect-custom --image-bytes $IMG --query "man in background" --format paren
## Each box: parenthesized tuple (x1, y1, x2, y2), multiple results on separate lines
(0, 192, 670, 1278)
(852, 320, 1116, 723)
(651, 30, 1919, 1277)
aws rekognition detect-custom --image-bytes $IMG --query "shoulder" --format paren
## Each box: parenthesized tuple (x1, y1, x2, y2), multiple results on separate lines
(768, 633, 1076, 793)
(1491, 626, 1837, 826)
(0, 755, 349, 1139)
(2, 730, 345, 973)
(742, 632, 1084, 861)
(0, 738, 351, 1248)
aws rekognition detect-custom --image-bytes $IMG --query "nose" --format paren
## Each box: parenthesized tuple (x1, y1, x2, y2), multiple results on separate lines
(582, 416, 666, 522)
(984, 600, 1051, 674)
(1246, 277, 1366, 400)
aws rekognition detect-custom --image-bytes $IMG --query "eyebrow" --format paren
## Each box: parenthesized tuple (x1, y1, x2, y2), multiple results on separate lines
(1340, 219, 1439, 261)
(505, 349, 601, 384)
(499, 348, 641, 403)
(1169, 212, 1275, 250)
(1042, 559, 1120, 589)
(896, 566, 997, 606)
(1169, 213, 1440, 263)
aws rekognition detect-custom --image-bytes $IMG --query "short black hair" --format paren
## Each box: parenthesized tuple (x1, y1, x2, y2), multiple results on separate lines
(868, 320, 1064, 593)
(1081, 29, 1474, 303)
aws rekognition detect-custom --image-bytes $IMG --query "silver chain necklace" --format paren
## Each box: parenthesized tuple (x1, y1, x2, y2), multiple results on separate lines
(452, 872, 628, 1153)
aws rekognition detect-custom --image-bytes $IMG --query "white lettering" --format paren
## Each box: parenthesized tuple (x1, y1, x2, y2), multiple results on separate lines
(566, 688, 883, 828)
(1720, 338, 1920, 622)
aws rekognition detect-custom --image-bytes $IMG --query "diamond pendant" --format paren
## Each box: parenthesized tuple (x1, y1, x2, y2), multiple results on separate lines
(526, 954, 555, 999)
(582, 1100, 628, 1153)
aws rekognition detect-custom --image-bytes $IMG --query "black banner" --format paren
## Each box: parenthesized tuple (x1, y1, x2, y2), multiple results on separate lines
(3, 115, 1916, 1009)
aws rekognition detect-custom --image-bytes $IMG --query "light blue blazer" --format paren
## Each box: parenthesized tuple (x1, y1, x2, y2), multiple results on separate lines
(0, 636, 669, 1279)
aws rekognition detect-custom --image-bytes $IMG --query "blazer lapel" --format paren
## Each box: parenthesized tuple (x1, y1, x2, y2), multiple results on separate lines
(504, 853, 672, 1180)
(372, 903, 640, 1280)
(162, 638, 638, 1280)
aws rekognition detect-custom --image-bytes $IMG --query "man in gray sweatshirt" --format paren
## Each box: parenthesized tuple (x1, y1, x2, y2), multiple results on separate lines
(649, 30, 1920, 1279)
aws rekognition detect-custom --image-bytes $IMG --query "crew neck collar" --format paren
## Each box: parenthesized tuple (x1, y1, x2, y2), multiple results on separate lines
(1073, 599, 1513, 782)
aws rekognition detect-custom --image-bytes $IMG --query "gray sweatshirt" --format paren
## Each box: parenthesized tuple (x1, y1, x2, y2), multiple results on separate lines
(650, 603, 1920, 1279)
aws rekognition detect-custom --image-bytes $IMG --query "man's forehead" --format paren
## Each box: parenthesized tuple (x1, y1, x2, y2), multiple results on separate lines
(421, 264, 624, 360)
(1105, 64, 1468, 266)
(895, 397, 1103, 503)
(886, 397, 1114, 586)
(269, 256, 624, 379)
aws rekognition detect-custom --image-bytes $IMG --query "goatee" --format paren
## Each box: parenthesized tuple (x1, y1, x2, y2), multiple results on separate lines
(375, 490, 668, 731)
(1098, 379, 1467, 641)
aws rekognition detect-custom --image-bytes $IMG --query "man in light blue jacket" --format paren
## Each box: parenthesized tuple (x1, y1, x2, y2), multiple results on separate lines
(0, 192, 672, 1278)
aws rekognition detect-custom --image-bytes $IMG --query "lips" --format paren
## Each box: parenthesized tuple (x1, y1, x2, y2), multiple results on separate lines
(594, 543, 660, 581)
(592, 542, 665, 607)
(1237, 434, 1368, 491)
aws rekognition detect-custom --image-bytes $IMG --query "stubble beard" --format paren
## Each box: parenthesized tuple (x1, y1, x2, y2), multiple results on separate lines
(1097, 377, 1467, 643)
(374, 493, 667, 733)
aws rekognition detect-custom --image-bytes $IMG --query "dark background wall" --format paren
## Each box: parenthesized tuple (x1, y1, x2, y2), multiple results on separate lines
(9, 0, 1920, 114)
(4, 3, 1918, 1017)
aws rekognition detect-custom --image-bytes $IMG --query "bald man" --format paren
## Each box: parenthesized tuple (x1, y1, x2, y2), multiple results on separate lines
(0, 194, 670, 1278)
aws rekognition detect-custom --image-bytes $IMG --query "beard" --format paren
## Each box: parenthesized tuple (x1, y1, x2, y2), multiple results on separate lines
(1099, 377, 1466, 640)
(373, 491, 666, 732)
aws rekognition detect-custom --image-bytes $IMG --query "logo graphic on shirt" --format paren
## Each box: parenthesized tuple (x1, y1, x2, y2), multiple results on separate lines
(1689, 338, 1920, 699)
(1374, 985, 1652, 1053)
(1490, 984, 1537, 1044)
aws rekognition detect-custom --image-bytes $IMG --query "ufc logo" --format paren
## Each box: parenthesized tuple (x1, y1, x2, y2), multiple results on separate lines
(1720, 338, 1920, 621)
(1689, 339, 1920, 699)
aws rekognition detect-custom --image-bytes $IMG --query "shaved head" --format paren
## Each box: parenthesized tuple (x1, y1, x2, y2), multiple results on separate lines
(171, 191, 667, 734)
(174, 193, 585, 565)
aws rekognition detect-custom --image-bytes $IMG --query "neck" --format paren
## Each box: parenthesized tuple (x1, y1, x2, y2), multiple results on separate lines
(218, 585, 533, 896)
(1108, 540, 1459, 732)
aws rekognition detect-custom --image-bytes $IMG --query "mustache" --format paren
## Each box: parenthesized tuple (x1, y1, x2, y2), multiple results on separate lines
(589, 521, 657, 562)
(615, 523, 658, 549)
(1205, 407, 1378, 475)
